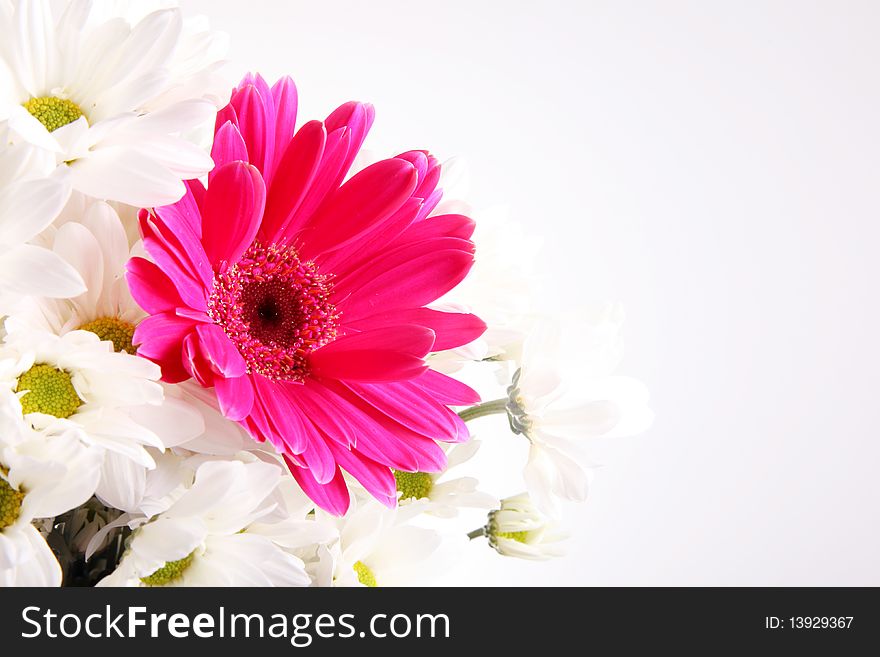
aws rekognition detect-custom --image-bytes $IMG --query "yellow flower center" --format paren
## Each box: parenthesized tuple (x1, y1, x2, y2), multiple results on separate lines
(497, 531, 530, 543)
(0, 468, 25, 531)
(140, 551, 196, 586)
(16, 364, 83, 418)
(79, 317, 137, 354)
(393, 470, 433, 501)
(353, 560, 377, 587)
(22, 96, 85, 132)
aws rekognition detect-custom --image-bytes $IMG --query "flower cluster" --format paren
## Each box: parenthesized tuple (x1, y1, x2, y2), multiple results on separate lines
(0, 0, 651, 587)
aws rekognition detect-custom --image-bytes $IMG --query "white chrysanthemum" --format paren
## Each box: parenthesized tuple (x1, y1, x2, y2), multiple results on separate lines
(0, 391, 102, 586)
(0, 133, 84, 312)
(394, 440, 497, 519)
(0, 0, 230, 206)
(506, 307, 653, 517)
(18, 195, 144, 340)
(98, 459, 310, 587)
(310, 498, 440, 587)
(0, 318, 181, 499)
(479, 493, 567, 561)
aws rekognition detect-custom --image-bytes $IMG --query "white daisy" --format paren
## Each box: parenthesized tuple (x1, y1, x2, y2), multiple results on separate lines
(0, 317, 173, 497)
(0, 0, 230, 206)
(394, 440, 497, 519)
(310, 497, 440, 587)
(511, 309, 652, 517)
(97, 458, 310, 587)
(459, 307, 653, 518)
(16, 194, 144, 345)
(0, 132, 84, 312)
(0, 391, 102, 586)
(473, 493, 567, 561)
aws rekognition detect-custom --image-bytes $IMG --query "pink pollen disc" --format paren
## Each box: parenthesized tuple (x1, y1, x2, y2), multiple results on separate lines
(207, 241, 339, 381)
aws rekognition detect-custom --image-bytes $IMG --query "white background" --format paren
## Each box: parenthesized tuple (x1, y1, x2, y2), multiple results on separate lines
(182, 0, 880, 585)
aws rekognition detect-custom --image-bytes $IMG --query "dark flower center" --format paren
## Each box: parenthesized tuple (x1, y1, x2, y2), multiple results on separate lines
(207, 241, 339, 381)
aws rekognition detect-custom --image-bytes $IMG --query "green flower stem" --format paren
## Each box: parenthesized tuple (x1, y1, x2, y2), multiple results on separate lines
(458, 398, 508, 423)
(467, 527, 486, 540)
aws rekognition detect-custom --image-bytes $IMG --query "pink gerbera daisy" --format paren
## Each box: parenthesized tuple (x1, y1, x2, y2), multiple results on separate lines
(127, 74, 486, 514)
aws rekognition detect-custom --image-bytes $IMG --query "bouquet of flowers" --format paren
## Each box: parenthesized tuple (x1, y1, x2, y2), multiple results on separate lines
(0, 0, 652, 587)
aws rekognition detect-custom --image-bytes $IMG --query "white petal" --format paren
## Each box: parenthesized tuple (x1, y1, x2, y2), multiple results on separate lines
(96, 451, 146, 513)
(0, 175, 70, 244)
(366, 526, 441, 586)
(0, 525, 61, 586)
(68, 146, 186, 207)
(53, 221, 104, 308)
(445, 439, 481, 470)
(196, 534, 309, 587)
(127, 396, 204, 449)
(130, 517, 206, 577)
(0, 243, 85, 297)
(517, 359, 567, 413)
(5, 105, 60, 152)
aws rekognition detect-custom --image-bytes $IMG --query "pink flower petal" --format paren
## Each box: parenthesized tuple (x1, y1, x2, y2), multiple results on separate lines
(210, 121, 249, 178)
(327, 442, 397, 508)
(286, 382, 355, 448)
(214, 103, 238, 135)
(323, 101, 374, 189)
(229, 79, 275, 179)
(309, 350, 427, 383)
(271, 76, 298, 166)
(200, 161, 266, 268)
(397, 150, 429, 181)
(309, 327, 433, 382)
(259, 120, 325, 243)
(149, 205, 214, 289)
(449, 410, 471, 443)
(285, 456, 350, 516)
(126, 256, 185, 315)
(278, 101, 374, 236)
(391, 213, 476, 245)
(215, 372, 254, 421)
(139, 214, 209, 312)
(344, 380, 465, 441)
(337, 248, 475, 321)
(297, 158, 418, 260)
(316, 380, 449, 472)
(333, 237, 473, 300)
(299, 426, 337, 485)
(185, 178, 206, 218)
(251, 377, 309, 454)
(316, 196, 423, 274)
(240, 396, 276, 449)
(281, 126, 351, 237)
(412, 370, 481, 406)
(316, 325, 435, 357)
(345, 308, 486, 351)
(182, 332, 214, 387)
(195, 323, 247, 377)
(133, 313, 196, 383)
